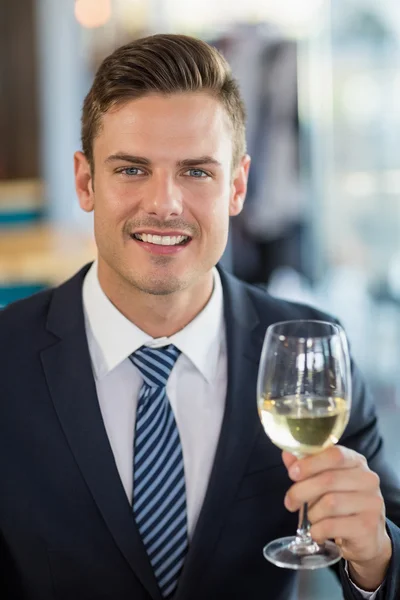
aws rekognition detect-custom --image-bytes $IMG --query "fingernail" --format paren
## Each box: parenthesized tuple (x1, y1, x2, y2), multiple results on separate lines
(289, 464, 300, 480)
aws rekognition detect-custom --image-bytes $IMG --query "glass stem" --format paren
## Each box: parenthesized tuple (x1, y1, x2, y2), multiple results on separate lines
(295, 502, 313, 545)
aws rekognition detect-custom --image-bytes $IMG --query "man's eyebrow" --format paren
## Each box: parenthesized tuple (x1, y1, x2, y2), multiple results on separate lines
(104, 154, 222, 168)
(177, 156, 222, 168)
(104, 154, 150, 165)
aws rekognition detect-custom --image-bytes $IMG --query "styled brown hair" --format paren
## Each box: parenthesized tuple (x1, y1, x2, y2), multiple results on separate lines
(81, 33, 246, 172)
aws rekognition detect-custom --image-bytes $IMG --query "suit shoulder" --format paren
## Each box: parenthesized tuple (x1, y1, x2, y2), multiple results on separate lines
(0, 287, 54, 338)
(243, 280, 339, 325)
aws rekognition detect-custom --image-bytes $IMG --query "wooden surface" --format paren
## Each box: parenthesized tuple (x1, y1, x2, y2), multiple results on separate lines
(0, 224, 96, 285)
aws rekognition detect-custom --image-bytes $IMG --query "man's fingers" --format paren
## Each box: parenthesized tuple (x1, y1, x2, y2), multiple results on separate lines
(285, 469, 380, 511)
(307, 492, 384, 525)
(287, 446, 368, 482)
(310, 514, 382, 546)
(282, 451, 298, 471)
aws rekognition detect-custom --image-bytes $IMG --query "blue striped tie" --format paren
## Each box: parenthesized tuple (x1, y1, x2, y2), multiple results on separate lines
(129, 345, 188, 599)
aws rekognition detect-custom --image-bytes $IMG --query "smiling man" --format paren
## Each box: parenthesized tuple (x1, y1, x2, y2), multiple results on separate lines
(0, 34, 400, 600)
(75, 88, 248, 336)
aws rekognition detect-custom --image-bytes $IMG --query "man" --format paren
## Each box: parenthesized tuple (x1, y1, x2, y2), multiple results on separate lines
(0, 34, 399, 600)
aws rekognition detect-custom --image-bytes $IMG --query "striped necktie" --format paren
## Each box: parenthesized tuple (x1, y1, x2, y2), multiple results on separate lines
(129, 345, 188, 599)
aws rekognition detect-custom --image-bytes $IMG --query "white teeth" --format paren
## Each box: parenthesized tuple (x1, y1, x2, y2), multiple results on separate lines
(134, 233, 189, 246)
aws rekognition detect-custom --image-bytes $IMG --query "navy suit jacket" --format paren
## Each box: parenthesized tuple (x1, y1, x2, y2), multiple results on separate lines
(1, 264, 400, 600)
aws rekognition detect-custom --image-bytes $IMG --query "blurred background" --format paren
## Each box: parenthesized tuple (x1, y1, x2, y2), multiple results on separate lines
(1, 0, 400, 597)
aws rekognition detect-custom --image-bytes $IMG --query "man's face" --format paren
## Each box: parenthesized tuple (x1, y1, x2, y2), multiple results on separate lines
(75, 92, 250, 296)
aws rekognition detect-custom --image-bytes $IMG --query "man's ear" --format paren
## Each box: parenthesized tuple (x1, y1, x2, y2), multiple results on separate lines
(229, 154, 251, 217)
(74, 151, 94, 212)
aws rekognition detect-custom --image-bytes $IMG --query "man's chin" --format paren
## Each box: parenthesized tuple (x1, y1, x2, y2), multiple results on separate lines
(140, 285, 180, 297)
(129, 273, 187, 296)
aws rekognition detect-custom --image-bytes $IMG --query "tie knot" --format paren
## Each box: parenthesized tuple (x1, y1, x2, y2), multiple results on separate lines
(130, 344, 181, 388)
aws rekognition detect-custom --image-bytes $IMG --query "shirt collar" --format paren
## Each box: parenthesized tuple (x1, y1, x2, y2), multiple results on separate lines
(82, 261, 225, 384)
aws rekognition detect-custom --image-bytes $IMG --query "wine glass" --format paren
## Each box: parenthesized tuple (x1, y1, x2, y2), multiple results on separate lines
(257, 320, 352, 570)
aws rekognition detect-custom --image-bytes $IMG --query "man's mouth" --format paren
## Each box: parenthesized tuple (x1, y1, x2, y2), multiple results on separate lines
(131, 233, 191, 246)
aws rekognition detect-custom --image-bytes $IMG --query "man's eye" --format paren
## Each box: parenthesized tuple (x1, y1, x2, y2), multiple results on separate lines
(186, 169, 208, 178)
(119, 167, 144, 176)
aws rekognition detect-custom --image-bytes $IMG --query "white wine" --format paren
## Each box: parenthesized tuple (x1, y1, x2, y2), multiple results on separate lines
(258, 395, 349, 455)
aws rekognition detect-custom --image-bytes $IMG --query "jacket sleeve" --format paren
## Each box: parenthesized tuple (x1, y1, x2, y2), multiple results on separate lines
(338, 520, 400, 600)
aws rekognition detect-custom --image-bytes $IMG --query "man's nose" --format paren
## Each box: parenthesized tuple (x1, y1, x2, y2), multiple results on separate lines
(141, 172, 184, 219)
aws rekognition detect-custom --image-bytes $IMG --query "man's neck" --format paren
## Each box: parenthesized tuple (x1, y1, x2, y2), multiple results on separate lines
(97, 264, 214, 338)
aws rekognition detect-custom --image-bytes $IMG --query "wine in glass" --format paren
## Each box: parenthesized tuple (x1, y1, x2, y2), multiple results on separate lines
(257, 320, 352, 569)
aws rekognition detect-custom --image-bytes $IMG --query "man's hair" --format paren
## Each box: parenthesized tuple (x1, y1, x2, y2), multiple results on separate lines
(81, 34, 246, 172)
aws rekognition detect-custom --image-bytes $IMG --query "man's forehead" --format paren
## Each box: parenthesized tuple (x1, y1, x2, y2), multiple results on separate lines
(95, 93, 233, 158)
(103, 92, 229, 129)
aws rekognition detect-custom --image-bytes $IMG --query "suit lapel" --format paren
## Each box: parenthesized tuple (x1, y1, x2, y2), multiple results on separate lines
(175, 269, 283, 600)
(40, 265, 162, 600)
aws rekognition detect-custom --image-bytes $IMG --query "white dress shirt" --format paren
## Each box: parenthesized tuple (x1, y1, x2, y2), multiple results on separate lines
(344, 561, 382, 599)
(82, 261, 227, 538)
(82, 261, 380, 597)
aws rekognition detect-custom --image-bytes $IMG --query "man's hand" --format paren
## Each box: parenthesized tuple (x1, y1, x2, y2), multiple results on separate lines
(283, 446, 392, 592)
